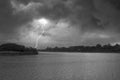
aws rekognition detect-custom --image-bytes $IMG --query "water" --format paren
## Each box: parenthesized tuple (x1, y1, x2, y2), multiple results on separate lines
(0, 52, 120, 80)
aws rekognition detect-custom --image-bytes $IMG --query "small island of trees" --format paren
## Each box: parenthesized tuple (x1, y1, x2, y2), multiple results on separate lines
(0, 43, 38, 55)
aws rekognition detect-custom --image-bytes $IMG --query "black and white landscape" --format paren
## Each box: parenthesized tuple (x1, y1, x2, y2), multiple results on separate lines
(1, 0, 120, 80)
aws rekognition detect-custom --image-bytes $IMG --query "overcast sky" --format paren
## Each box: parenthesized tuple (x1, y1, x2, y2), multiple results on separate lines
(0, 0, 120, 48)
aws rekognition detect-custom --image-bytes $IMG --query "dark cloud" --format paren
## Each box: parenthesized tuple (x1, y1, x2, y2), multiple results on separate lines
(34, 0, 102, 32)
(94, 0, 120, 32)
(0, 0, 37, 40)
(106, 0, 120, 10)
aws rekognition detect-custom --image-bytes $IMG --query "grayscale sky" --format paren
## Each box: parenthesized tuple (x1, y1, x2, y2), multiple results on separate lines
(0, 0, 120, 48)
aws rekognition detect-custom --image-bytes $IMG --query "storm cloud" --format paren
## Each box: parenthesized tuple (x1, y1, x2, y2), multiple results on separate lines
(0, 0, 120, 48)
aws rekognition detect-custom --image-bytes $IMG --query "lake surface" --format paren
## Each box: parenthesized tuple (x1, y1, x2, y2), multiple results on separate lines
(1, 52, 120, 80)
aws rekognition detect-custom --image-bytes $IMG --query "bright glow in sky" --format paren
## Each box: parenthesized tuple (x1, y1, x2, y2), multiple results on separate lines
(32, 18, 50, 48)
(32, 18, 50, 29)
(38, 18, 48, 26)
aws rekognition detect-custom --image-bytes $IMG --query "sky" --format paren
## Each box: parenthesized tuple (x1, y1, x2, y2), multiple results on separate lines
(0, 0, 120, 48)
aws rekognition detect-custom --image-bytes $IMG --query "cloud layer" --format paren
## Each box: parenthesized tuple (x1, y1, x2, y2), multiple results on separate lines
(0, 0, 120, 48)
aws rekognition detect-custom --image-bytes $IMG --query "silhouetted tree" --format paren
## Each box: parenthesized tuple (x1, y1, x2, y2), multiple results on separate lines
(0, 43, 38, 55)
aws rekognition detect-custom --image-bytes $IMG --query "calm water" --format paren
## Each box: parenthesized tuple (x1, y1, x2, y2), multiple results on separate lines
(1, 52, 120, 80)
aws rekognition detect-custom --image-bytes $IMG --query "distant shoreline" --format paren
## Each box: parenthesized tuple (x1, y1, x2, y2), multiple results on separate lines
(0, 51, 38, 56)
(39, 51, 120, 53)
(39, 44, 120, 53)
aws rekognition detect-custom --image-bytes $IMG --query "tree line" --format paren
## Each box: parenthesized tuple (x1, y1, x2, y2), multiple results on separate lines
(40, 44, 120, 53)
(0, 43, 38, 55)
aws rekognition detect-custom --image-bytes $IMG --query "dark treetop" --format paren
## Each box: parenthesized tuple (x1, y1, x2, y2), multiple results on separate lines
(0, 43, 38, 55)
